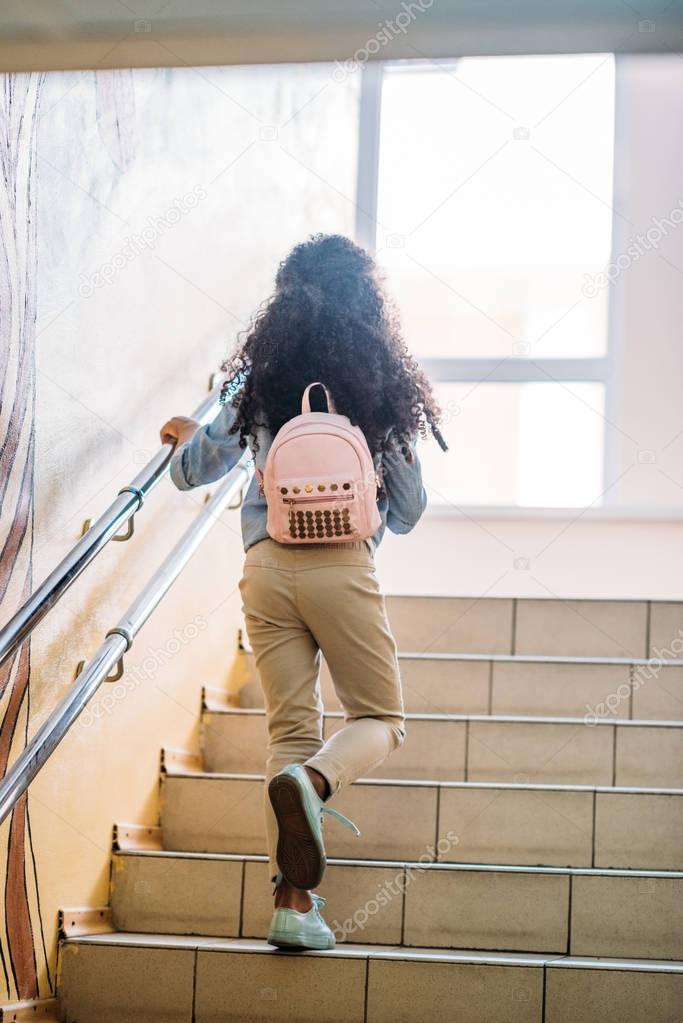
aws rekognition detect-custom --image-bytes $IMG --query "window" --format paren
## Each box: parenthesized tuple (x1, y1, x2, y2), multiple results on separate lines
(419, 381, 606, 507)
(357, 55, 616, 507)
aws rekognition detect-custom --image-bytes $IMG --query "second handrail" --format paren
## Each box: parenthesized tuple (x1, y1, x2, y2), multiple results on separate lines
(0, 456, 252, 825)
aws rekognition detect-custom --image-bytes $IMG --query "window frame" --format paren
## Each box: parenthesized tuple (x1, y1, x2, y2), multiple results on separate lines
(354, 59, 618, 509)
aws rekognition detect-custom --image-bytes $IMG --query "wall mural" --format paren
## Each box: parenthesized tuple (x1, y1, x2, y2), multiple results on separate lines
(0, 72, 47, 1001)
(0, 67, 144, 1003)
(0, 67, 142, 1001)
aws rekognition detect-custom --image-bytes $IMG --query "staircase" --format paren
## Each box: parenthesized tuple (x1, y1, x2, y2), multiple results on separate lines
(57, 596, 683, 1021)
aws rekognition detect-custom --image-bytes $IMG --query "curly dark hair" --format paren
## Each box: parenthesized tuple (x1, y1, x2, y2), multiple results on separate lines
(220, 233, 441, 457)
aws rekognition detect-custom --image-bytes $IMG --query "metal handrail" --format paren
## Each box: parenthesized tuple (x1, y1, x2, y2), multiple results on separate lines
(0, 457, 252, 824)
(0, 384, 225, 670)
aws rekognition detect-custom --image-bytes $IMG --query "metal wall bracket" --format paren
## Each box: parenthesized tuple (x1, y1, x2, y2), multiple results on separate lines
(74, 656, 124, 683)
(111, 485, 145, 542)
(74, 627, 131, 684)
(237, 627, 253, 653)
(205, 482, 246, 510)
(228, 486, 245, 510)
(81, 485, 145, 542)
(105, 658, 124, 682)
(111, 519, 134, 542)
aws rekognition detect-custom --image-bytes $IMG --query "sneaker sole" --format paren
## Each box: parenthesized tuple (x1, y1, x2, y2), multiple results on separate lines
(267, 933, 335, 951)
(268, 773, 326, 890)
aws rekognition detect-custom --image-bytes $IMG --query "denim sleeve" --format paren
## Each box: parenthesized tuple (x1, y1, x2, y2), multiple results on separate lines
(169, 403, 243, 491)
(381, 434, 428, 534)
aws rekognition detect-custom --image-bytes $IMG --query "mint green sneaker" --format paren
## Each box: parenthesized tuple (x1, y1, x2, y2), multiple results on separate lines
(268, 893, 336, 951)
(268, 763, 360, 890)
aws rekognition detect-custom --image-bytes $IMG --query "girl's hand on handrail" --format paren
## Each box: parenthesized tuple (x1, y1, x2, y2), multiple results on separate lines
(160, 416, 200, 448)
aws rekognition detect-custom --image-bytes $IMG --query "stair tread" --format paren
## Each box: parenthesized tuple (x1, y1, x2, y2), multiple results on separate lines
(111, 847, 683, 878)
(62, 932, 683, 971)
(203, 706, 683, 727)
(397, 651, 683, 666)
(162, 768, 683, 794)
(386, 596, 674, 605)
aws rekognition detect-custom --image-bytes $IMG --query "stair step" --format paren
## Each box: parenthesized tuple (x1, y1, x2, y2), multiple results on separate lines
(159, 772, 683, 870)
(200, 709, 683, 787)
(385, 596, 674, 657)
(109, 849, 683, 960)
(319, 652, 683, 720)
(59, 932, 683, 1023)
(385, 596, 683, 659)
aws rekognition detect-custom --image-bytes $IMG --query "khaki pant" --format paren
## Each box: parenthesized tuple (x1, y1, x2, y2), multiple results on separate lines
(239, 538, 405, 880)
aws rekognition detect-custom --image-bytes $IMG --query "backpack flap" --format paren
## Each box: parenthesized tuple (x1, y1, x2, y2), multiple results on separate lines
(262, 385, 381, 544)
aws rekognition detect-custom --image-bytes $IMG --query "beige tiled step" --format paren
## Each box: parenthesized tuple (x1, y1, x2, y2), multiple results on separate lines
(159, 772, 683, 869)
(385, 596, 516, 655)
(386, 596, 683, 658)
(58, 933, 683, 1023)
(200, 708, 683, 787)
(109, 849, 683, 960)
(317, 653, 683, 721)
(544, 958, 683, 1023)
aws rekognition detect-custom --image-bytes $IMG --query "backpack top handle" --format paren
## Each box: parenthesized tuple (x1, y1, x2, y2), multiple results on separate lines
(301, 382, 336, 415)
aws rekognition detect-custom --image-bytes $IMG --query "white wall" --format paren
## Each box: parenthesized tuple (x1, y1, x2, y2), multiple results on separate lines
(377, 508, 683, 599)
(609, 55, 683, 510)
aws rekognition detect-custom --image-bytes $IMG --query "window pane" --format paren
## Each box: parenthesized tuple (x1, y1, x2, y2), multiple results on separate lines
(376, 56, 615, 359)
(421, 382, 605, 506)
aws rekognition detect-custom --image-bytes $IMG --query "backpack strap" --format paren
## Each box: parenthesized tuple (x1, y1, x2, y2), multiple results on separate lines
(302, 382, 336, 415)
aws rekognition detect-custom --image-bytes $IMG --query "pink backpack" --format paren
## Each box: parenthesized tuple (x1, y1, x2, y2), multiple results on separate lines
(258, 382, 381, 544)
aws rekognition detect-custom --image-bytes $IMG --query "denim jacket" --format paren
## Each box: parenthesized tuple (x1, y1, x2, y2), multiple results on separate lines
(170, 402, 427, 552)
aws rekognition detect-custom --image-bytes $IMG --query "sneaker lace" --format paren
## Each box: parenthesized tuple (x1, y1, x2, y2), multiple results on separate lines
(272, 871, 284, 896)
(320, 804, 361, 836)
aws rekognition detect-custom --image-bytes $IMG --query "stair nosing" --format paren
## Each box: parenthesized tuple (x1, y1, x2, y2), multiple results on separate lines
(60, 933, 683, 972)
(386, 596, 673, 605)
(58, 932, 555, 964)
(231, 649, 683, 666)
(396, 651, 683, 667)
(110, 848, 683, 879)
(161, 771, 683, 795)
(202, 707, 683, 728)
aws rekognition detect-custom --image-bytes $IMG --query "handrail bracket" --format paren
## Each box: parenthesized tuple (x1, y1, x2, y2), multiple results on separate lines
(74, 656, 124, 684)
(81, 485, 145, 542)
(0, 456, 250, 826)
(74, 627, 132, 685)
(111, 486, 146, 542)
(0, 382, 225, 672)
